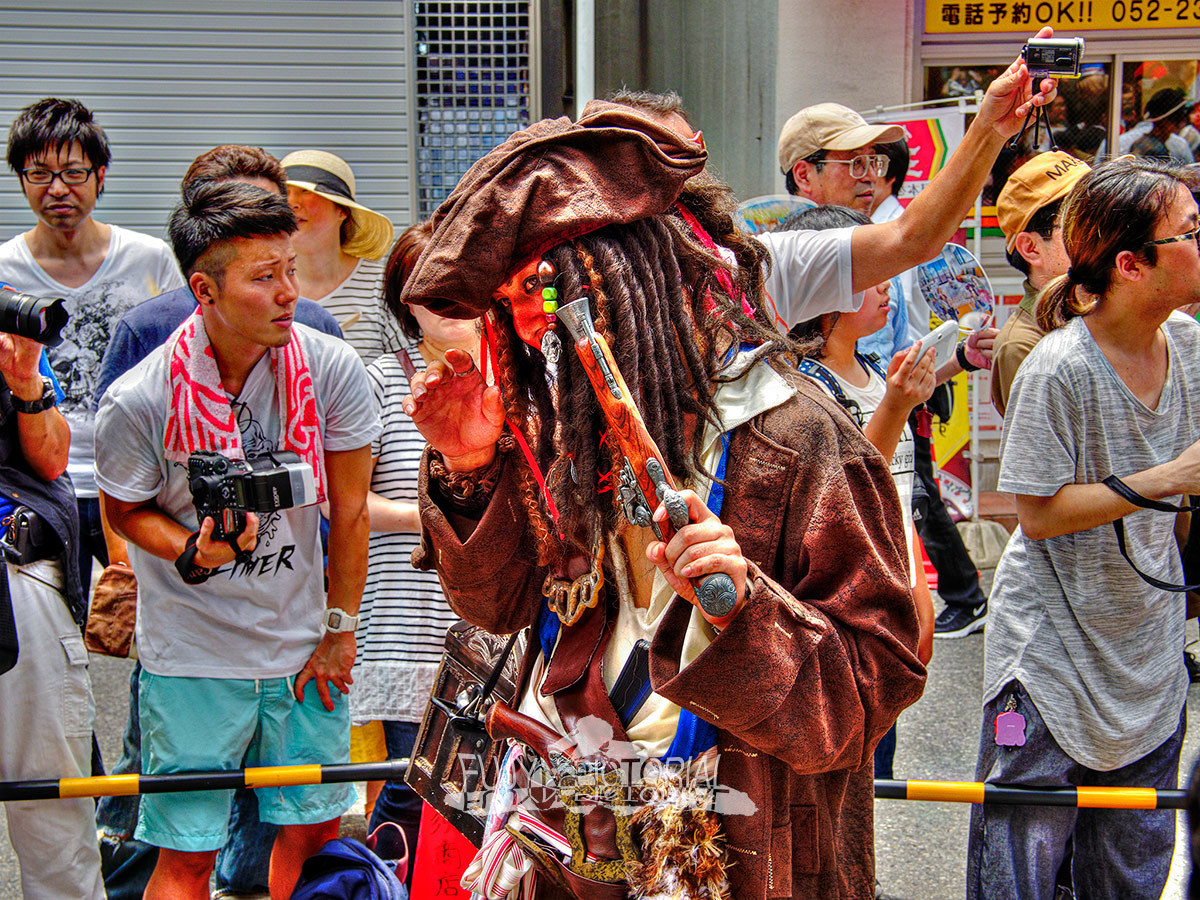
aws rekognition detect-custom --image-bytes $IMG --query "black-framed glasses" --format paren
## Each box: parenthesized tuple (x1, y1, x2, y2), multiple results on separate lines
(19, 166, 95, 186)
(819, 154, 888, 179)
(1144, 227, 1200, 251)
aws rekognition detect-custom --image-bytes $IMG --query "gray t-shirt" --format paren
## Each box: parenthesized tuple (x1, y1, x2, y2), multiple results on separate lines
(987, 312, 1200, 771)
(95, 324, 380, 679)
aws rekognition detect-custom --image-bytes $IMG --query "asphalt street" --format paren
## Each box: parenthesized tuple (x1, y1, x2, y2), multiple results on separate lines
(2, 614, 1198, 899)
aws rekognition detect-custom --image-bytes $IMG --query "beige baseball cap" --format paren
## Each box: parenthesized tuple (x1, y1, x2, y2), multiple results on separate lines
(997, 151, 1090, 252)
(777, 103, 905, 173)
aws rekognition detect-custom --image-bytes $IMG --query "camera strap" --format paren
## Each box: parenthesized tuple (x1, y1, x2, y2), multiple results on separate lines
(175, 531, 255, 585)
(1102, 475, 1200, 593)
(175, 532, 212, 585)
(225, 534, 254, 567)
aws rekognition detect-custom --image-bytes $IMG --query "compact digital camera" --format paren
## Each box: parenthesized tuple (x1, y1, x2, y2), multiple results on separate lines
(1022, 37, 1084, 79)
(187, 450, 317, 541)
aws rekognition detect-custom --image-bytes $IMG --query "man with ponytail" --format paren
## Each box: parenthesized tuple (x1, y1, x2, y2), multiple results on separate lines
(968, 156, 1200, 899)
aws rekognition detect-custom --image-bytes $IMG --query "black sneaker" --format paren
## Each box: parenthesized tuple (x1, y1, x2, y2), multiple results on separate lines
(1186, 649, 1200, 683)
(934, 602, 987, 638)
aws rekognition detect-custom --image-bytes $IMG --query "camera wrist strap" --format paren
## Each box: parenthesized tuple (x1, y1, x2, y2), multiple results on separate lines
(175, 532, 212, 585)
(226, 534, 254, 567)
(1102, 475, 1200, 592)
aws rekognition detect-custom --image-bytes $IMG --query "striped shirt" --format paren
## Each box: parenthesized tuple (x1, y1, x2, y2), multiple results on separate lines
(315, 257, 407, 364)
(350, 348, 459, 723)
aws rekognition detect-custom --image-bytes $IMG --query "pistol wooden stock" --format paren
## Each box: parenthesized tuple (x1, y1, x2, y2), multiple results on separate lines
(559, 298, 738, 619)
(485, 700, 582, 767)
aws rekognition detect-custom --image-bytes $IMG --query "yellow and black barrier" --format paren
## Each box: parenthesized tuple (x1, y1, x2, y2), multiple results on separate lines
(875, 779, 1187, 810)
(0, 759, 408, 804)
(0, 765, 1187, 811)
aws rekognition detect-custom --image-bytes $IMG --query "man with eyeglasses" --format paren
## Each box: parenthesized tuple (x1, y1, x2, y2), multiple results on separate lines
(779, 103, 896, 214)
(0, 98, 183, 591)
(967, 155, 1200, 900)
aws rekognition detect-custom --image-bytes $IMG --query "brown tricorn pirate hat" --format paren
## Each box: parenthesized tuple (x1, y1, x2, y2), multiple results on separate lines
(400, 100, 707, 319)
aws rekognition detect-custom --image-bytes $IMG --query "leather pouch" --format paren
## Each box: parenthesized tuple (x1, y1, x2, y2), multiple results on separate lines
(85, 562, 137, 658)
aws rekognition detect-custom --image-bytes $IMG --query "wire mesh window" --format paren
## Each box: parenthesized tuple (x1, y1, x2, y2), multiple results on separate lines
(413, 1, 532, 218)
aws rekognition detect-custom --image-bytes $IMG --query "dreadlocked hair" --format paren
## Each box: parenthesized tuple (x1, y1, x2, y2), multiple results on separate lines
(671, 169, 777, 337)
(490, 303, 561, 567)
(496, 212, 789, 559)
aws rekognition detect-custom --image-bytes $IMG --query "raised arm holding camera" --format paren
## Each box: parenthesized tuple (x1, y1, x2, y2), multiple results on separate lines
(94, 182, 379, 900)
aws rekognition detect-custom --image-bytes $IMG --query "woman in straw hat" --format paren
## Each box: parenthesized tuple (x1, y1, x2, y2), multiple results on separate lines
(281, 149, 402, 362)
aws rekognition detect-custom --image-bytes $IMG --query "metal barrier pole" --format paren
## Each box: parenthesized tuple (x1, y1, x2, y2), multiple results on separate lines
(875, 779, 1187, 810)
(0, 766, 1186, 811)
(0, 759, 408, 803)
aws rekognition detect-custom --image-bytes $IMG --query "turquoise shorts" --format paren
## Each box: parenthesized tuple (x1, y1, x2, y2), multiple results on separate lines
(135, 669, 355, 852)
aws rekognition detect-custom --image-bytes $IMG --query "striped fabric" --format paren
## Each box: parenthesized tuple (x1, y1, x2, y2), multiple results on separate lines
(350, 350, 461, 724)
(461, 817, 537, 899)
(315, 257, 408, 364)
(462, 807, 606, 899)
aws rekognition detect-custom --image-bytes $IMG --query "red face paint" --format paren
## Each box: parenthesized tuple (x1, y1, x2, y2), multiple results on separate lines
(493, 259, 546, 350)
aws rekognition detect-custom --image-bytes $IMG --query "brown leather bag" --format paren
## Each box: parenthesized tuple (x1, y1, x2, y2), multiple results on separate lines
(85, 562, 137, 658)
(405, 621, 526, 846)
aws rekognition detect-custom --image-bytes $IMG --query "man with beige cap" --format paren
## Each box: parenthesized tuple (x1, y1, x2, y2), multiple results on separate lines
(778, 102, 905, 214)
(992, 150, 1089, 417)
(757, 28, 1060, 333)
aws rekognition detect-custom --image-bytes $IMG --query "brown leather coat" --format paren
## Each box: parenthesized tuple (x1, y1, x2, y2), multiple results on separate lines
(415, 376, 926, 900)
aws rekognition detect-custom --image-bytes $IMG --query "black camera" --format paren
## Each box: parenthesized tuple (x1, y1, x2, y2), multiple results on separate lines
(0, 284, 68, 346)
(187, 450, 318, 541)
(1022, 37, 1084, 79)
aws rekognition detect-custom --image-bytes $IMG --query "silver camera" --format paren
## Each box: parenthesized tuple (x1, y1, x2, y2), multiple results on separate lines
(1022, 37, 1084, 79)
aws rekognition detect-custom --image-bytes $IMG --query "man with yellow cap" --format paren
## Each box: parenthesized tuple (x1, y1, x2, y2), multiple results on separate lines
(992, 151, 1090, 417)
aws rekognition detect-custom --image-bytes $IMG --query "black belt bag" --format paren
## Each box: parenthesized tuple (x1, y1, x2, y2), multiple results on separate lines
(1, 505, 61, 566)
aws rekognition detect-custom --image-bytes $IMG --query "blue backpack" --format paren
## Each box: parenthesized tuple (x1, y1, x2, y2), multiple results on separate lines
(289, 838, 409, 900)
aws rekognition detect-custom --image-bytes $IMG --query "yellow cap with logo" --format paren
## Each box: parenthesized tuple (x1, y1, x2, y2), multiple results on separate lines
(997, 151, 1091, 252)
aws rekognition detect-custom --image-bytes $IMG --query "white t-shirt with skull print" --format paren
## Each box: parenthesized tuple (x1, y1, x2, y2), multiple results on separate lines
(0, 224, 185, 497)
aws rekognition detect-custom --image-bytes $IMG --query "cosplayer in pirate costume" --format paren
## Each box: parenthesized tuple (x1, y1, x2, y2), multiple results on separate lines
(401, 104, 924, 900)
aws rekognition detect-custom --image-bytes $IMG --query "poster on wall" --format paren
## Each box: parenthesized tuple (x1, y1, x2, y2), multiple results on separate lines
(865, 106, 966, 207)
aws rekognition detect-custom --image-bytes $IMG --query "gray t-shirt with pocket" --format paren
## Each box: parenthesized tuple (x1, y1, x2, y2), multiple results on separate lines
(987, 311, 1200, 771)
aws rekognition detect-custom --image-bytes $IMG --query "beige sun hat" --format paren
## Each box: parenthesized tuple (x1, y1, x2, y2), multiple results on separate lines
(281, 150, 395, 260)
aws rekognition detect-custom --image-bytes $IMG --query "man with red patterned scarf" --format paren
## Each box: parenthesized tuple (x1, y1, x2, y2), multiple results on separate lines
(94, 181, 379, 900)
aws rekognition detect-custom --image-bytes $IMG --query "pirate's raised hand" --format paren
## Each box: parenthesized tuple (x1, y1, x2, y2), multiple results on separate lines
(403, 347, 505, 471)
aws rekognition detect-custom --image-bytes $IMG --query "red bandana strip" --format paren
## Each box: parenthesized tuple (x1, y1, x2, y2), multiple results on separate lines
(163, 310, 327, 503)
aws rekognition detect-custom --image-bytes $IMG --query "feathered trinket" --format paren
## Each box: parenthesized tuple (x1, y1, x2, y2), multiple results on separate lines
(627, 759, 731, 900)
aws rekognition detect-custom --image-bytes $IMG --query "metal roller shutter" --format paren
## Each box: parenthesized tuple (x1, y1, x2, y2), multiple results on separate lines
(0, 0, 413, 242)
